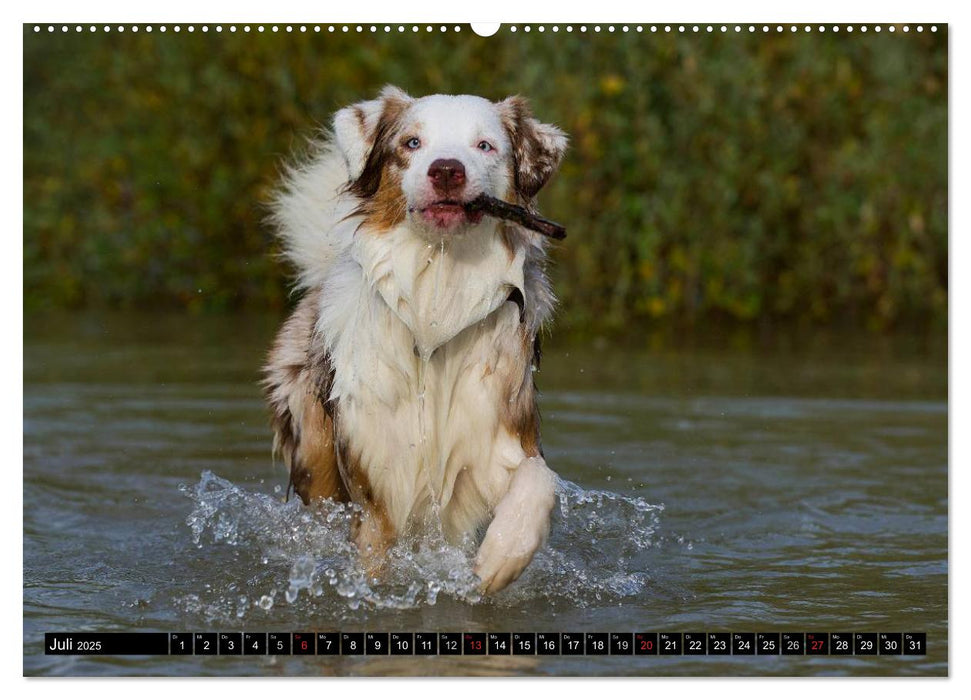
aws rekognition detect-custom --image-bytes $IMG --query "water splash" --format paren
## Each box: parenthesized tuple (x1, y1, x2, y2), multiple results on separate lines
(495, 478, 666, 605)
(177, 470, 663, 621)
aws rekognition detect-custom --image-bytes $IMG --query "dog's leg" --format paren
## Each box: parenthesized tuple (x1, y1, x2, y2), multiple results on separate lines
(285, 401, 346, 504)
(341, 462, 396, 575)
(350, 506, 395, 575)
(473, 455, 556, 594)
(263, 293, 348, 505)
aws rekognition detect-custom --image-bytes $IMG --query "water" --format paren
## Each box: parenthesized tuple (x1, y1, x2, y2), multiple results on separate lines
(23, 314, 947, 676)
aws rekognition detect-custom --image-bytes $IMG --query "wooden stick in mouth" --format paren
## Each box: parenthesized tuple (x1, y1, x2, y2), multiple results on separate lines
(464, 194, 567, 240)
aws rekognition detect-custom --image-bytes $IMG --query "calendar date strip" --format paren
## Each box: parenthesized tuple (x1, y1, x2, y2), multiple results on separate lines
(45, 632, 927, 656)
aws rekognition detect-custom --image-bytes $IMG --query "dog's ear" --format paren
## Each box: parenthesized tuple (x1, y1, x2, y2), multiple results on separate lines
(498, 95, 568, 200)
(333, 85, 412, 181)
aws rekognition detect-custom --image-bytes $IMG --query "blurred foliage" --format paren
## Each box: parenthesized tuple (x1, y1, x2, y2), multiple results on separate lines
(24, 26, 947, 330)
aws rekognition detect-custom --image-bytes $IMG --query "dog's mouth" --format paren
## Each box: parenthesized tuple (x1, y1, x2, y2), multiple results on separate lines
(410, 199, 485, 229)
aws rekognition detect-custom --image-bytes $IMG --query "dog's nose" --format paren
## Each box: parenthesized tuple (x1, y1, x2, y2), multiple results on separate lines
(427, 158, 466, 194)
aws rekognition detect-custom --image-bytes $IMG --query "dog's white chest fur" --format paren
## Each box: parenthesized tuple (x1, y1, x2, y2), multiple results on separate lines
(318, 225, 528, 538)
(359, 226, 525, 359)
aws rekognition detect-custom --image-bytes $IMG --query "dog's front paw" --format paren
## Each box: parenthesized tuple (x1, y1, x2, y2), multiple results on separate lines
(473, 524, 543, 594)
(473, 456, 555, 594)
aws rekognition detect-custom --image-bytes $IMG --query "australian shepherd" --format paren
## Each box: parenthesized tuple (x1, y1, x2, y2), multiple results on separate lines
(262, 86, 568, 593)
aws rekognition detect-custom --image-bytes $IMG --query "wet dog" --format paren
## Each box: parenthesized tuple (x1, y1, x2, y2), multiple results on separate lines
(262, 87, 567, 593)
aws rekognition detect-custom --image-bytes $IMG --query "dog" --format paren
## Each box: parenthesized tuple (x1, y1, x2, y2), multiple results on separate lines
(262, 86, 567, 593)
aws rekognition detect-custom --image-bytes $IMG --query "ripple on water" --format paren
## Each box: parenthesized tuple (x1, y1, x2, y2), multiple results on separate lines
(176, 471, 665, 621)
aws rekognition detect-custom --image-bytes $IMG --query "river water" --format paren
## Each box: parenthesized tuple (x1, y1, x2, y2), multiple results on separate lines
(23, 313, 947, 676)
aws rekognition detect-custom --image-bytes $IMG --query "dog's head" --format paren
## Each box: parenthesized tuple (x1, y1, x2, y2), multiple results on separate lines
(334, 86, 567, 234)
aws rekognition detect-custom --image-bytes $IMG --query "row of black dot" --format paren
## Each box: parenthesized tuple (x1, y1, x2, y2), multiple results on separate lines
(31, 24, 939, 34)
(508, 25, 937, 33)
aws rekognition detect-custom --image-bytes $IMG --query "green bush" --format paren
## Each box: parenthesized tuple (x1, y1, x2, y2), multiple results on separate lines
(24, 25, 947, 329)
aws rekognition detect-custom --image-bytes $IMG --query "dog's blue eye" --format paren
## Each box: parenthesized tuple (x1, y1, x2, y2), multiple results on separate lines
(477, 141, 494, 152)
(406, 137, 421, 149)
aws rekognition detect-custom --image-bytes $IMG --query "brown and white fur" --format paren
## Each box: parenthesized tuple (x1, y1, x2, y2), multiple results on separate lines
(262, 86, 567, 593)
